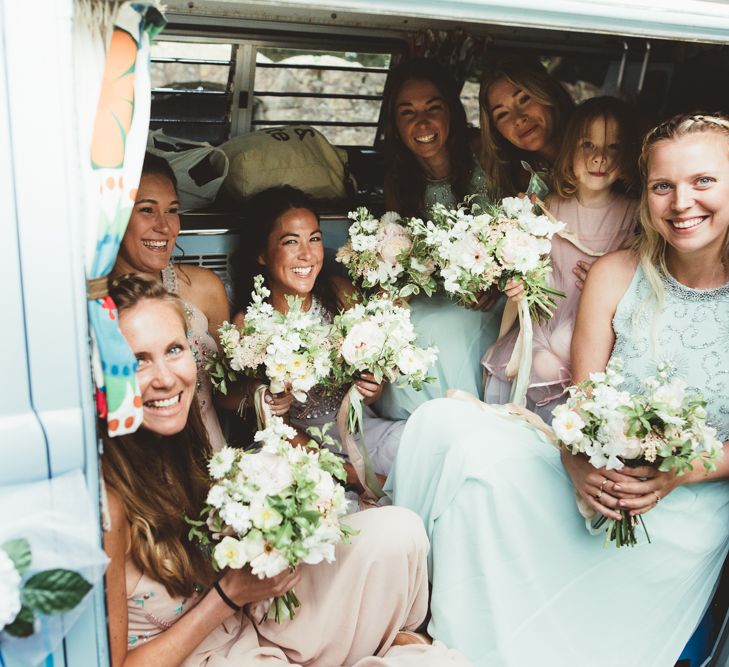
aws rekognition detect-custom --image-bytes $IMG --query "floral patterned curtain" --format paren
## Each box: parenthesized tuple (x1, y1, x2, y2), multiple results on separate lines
(86, 2, 165, 437)
(405, 29, 488, 88)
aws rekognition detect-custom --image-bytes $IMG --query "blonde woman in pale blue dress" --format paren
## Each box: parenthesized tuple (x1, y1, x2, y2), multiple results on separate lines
(387, 113, 729, 666)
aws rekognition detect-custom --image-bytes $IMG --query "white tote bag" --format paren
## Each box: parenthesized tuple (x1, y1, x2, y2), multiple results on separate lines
(146, 129, 229, 210)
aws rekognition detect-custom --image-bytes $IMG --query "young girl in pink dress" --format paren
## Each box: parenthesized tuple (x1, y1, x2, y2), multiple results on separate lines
(483, 96, 640, 421)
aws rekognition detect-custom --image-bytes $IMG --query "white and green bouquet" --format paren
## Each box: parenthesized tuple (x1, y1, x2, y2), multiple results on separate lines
(208, 275, 333, 401)
(188, 416, 355, 622)
(336, 208, 437, 299)
(327, 295, 438, 498)
(330, 296, 438, 392)
(410, 196, 565, 319)
(553, 358, 724, 548)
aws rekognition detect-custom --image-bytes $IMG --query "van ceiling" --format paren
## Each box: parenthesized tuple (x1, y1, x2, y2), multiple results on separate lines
(165, 0, 729, 45)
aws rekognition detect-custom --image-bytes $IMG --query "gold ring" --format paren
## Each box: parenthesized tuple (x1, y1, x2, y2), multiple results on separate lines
(653, 491, 661, 504)
(600, 478, 608, 491)
(595, 490, 603, 501)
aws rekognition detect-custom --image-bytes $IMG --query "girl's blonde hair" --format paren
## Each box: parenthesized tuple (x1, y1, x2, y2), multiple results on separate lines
(102, 273, 216, 598)
(552, 96, 639, 199)
(634, 112, 729, 308)
(478, 56, 575, 198)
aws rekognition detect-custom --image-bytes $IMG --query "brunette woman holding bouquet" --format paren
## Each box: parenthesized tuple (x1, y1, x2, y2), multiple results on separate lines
(375, 58, 505, 421)
(102, 273, 470, 666)
(387, 112, 729, 666)
(232, 186, 404, 478)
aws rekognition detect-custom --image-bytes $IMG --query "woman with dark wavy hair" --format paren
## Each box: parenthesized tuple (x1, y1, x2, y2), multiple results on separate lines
(382, 57, 489, 217)
(376, 58, 503, 422)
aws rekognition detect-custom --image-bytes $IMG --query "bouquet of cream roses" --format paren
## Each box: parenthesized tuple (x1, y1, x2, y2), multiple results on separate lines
(336, 208, 437, 298)
(410, 197, 565, 319)
(187, 416, 355, 622)
(330, 296, 438, 392)
(328, 295, 437, 497)
(553, 358, 724, 547)
(208, 275, 332, 401)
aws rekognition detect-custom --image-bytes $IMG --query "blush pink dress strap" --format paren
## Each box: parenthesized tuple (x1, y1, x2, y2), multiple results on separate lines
(482, 193, 638, 422)
(161, 263, 226, 451)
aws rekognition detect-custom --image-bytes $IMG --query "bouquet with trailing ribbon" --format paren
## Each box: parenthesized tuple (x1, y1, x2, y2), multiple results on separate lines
(329, 296, 438, 498)
(553, 358, 724, 547)
(188, 416, 355, 622)
(208, 275, 333, 405)
(409, 196, 565, 404)
(409, 196, 565, 317)
(336, 208, 437, 299)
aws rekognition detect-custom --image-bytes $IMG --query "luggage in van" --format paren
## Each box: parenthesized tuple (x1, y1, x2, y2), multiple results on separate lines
(219, 124, 357, 202)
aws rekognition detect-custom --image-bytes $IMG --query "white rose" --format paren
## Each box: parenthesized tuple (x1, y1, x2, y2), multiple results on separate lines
(551, 405, 586, 446)
(0, 549, 21, 629)
(241, 452, 294, 496)
(396, 347, 429, 376)
(499, 228, 542, 273)
(380, 234, 412, 265)
(652, 378, 686, 410)
(340, 321, 387, 366)
(213, 536, 249, 569)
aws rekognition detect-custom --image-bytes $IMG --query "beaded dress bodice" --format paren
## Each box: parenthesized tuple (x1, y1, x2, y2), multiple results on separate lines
(289, 296, 346, 422)
(611, 265, 729, 441)
(423, 155, 489, 214)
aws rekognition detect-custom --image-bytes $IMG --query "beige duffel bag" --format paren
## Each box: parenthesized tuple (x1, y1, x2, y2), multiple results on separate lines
(219, 125, 356, 201)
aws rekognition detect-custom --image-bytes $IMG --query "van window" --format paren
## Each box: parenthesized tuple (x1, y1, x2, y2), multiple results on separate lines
(151, 40, 235, 144)
(253, 47, 392, 146)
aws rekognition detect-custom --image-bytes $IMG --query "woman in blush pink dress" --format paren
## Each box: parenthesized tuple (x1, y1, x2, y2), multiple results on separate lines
(483, 97, 639, 421)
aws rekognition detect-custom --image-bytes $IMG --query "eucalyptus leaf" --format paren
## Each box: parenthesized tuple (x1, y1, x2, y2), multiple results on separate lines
(22, 569, 92, 614)
(2, 537, 32, 575)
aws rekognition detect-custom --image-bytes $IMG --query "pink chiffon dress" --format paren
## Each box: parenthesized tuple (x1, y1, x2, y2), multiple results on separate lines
(482, 193, 637, 421)
(125, 506, 471, 666)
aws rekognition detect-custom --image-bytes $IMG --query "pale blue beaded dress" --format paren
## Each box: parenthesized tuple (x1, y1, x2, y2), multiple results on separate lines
(375, 158, 505, 420)
(386, 264, 729, 667)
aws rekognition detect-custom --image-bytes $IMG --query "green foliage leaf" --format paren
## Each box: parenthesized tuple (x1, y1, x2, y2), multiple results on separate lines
(4, 605, 35, 637)
(22, 569, 92, 614)
(2, 537, 32, 575)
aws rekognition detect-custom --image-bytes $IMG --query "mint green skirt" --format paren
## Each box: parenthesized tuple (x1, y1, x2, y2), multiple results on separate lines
(374, 294, 505, 420)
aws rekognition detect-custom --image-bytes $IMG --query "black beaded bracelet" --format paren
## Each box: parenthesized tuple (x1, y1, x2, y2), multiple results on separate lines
(214, 580, 242, 612)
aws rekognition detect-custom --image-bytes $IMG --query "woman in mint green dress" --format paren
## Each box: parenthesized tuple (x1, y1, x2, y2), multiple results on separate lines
(376, 59, 504, 419)
(387, 113, 729, 666)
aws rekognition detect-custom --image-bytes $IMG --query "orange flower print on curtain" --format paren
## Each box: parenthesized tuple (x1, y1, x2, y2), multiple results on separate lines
(91, 29, 136, 169)
(87, 2, 166, 437)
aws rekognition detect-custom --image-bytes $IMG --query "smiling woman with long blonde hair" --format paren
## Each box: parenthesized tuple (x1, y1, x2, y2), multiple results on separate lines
(388, 112, 729, 666)
(478, 56, 575, 197)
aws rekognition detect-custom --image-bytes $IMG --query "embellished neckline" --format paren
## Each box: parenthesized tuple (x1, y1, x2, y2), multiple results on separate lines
(663, 270, 729, 299)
